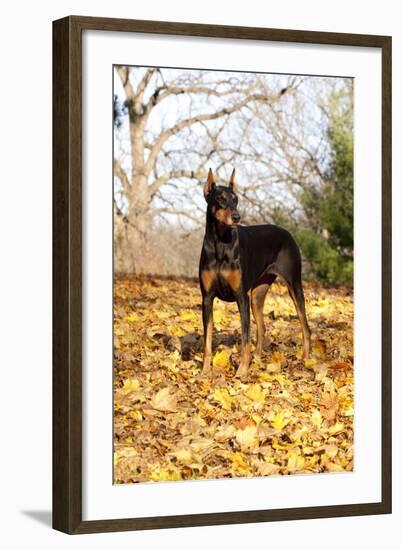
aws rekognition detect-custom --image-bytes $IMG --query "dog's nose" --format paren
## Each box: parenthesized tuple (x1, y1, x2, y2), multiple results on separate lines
(232, 212, 241, 224)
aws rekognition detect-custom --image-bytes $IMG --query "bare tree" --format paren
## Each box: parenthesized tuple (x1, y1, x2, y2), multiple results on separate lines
(113, 67, 297, 272)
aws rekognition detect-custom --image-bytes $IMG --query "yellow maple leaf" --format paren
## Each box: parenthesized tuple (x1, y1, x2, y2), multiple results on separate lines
(258, 372, 273, 383)
(246, 383, 266, 403)
(287, 451, 305, 472)
(325, 444, 339, 459)
(271, 410, 291, 431)
(304, 357, 318, 369)
(328, 422, 345, 435)
(155, 310, 171, 319)
(170, 326, 186, 337)
(114, 452, 123, 467)
(212, 349, 230, 369)
(121, 378, 140, 394)
(150, 468, 181, 482)
(311, 409, 323, 427)
(340, 397, 354, 417)
(251, 413, 262, 424)
(266, 362, 281, 373)
(229, 452, 249, 474)
(211, 387, 233, 410)
(179, 310, 196, 320)
(123, 312, 140, 323)
(235, 425, 259, 450)
(212, 309, 226, 327)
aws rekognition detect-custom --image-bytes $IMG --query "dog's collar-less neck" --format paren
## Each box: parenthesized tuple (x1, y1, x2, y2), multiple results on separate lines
(205, 209, 237, 244)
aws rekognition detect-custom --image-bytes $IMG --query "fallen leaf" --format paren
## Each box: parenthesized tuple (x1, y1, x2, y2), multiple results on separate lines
(211, 387, 234, 410)
(169, 449, 193, 463)
(150, 468, 182, 482)
(150, 387, 178, 412)
(313, 339, 327, 357)
(113, 276, 354, 484)
(258, 461, 281, 476)
(330, 361, 351, 370)
(311, 409, 323, 428)
(235, 425, 259, 450)
(313, 363, 329, 381)
(287, 451, 305, 472)
(246, 383, 266, 404)
(320, 390, 339, 422)
(213, 349, 231, 369)
(121, 378, 140, 394)
(271, 410, 291, 431)
(328, 422, 345, 435)
(266, 362, 281, 373)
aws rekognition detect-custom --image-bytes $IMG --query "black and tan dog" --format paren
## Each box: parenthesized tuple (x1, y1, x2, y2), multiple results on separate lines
(199, 168, 311, 380)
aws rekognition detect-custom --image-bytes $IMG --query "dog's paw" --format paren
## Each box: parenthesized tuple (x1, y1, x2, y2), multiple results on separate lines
(200, 366, 213, 378)
(234, 366, 248, 382)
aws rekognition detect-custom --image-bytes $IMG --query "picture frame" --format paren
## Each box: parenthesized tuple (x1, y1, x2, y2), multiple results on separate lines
(52, 15, 392, 534)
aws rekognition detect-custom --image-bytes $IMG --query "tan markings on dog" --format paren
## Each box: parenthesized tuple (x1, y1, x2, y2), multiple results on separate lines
(241, 342, 251, 364)
(215, 208, 233, 226)
(202, 318, 213, 375)
(251, 284, 270, 355)
(204, 318, 213, 357)
(221, 269, 241, 291)
(200, 270, 216, 292)
(235, 342, 250, 380)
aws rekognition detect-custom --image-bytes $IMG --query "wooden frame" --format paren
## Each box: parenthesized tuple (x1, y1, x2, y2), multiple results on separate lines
(53, 15, 392, 534)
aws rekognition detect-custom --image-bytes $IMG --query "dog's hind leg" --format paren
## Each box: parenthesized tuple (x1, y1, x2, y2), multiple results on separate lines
(286, 279, 311, 359)
(201, 294, 215, 375)
(251, 284, 270, 356)
(235, 292, 251, 381)
(267, 251, 311, 360)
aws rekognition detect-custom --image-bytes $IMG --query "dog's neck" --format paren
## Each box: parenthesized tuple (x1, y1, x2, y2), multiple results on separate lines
(204, 209, 239, 261)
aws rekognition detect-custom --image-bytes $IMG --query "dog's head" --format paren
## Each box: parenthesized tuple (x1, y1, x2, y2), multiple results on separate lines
(203, 168, 241, 228)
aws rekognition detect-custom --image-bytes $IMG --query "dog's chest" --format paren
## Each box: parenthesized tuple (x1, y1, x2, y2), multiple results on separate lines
(213, 262, 241, 302)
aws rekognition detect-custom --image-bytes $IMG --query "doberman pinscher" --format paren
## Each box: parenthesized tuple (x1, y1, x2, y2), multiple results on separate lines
(199, 168, 311, 380)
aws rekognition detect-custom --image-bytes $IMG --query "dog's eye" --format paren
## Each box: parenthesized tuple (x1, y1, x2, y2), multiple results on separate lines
(218, 198, 227, 207)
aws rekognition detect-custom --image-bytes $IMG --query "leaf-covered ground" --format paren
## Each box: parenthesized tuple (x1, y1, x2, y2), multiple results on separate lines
(114, 275, 354, 483)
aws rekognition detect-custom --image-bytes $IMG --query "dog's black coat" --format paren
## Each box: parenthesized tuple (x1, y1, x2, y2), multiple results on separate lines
(199, 170, 311, 378)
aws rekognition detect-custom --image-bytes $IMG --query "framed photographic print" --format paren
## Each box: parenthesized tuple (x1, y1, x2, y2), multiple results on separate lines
(53, 16, 392, 534)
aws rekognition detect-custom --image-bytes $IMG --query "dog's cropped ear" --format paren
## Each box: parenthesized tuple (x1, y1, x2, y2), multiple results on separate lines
(204, 168, 215, 199)
(229, 168, 236, 191)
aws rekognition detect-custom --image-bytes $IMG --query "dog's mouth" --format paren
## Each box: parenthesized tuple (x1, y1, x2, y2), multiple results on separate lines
(217, 220, 239, 229)
(213, 208, 240, 228)
(228, 216, 241, 228)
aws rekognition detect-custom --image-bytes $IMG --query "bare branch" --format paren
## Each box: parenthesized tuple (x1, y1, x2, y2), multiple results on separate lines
(115, 66, 135, 102)
(152, 207, 203, 225)
(149, 170, 207, 198)
(144, 90, 288, 175)
(114, 158, 130, 193)
(136, 68, 156, 99)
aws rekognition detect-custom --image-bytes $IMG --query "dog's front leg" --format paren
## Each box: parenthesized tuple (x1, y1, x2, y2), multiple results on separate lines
(201, 294, 214, 376)
(235, 292, 250, 380)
